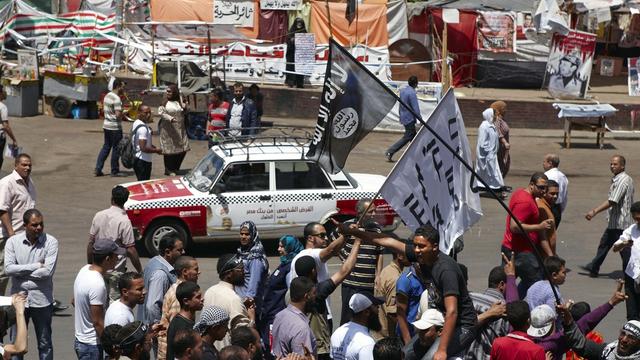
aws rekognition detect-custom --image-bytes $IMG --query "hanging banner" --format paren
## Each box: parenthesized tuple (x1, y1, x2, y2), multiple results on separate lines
(544, 30, 596, 99)
(620, 14, 640, 48)
(214, 0, 255, 26)
(629, 57, 640, 96)
(477, 11, 517, 53)
(260, 0, 301, 10)
(379, 90, 483, 255)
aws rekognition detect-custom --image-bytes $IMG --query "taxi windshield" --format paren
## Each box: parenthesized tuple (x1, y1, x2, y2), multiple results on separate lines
(185, 151, 225, 192)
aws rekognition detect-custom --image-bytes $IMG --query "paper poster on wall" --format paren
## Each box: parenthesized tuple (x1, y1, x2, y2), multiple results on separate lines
(544, 30, 596, 99)
(294, 33, 315, 74)
(16, 50, 38, 80)
(260, 0, 300, 10)
(516, 12, 535, 39)
(214, 0, 254, 26)
(629, 57, 640, 96)
(477, 11, 516, 53)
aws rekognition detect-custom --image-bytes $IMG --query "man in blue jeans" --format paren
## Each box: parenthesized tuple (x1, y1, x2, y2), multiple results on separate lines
(95, 79, 127, 177)
(386, 75, 421, 162)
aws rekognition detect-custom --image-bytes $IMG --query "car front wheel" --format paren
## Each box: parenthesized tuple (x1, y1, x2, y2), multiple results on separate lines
(143, 219, 190, 256)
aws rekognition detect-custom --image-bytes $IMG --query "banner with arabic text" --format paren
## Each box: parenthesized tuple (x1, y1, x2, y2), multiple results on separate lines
(214, 0, 255, 26)
(260, 0, 301, 10)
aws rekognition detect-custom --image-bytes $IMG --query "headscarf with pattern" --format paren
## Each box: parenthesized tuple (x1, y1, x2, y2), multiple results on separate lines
(237, 221, 268, 269)
(193, 306, 230, 335)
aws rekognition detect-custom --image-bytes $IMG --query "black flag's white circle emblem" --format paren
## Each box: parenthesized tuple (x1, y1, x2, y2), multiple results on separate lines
(332, 107, 359, 139)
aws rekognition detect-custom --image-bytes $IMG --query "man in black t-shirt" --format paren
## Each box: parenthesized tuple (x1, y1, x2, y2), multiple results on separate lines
(294, 236, 362, 360)
(341, 224, 477, 360)
(167, 281, 204, 360)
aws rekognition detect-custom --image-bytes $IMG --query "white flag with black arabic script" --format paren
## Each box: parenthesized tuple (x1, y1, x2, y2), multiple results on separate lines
(306, 39, 398, 174)
(379, 90, 482, 254)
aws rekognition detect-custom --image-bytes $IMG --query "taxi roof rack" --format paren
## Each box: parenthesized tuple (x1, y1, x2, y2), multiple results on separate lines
(212, 127, 315, 159)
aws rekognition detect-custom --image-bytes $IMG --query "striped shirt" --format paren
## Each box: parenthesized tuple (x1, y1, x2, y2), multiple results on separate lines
(466, 288, 509, 360)
(607, 171, 634, 230)
(339, 240, 383, 290)
(102, 91, 122, 130)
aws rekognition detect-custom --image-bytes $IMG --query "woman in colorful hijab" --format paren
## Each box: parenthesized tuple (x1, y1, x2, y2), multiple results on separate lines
(236, 221, 269, 322)
(258, 235, 304, 357)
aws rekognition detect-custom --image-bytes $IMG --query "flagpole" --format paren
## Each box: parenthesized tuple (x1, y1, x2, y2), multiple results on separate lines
(390, 88, 561, 305)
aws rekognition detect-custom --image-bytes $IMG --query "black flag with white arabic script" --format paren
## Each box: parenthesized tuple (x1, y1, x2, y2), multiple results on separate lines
(306, 39, 398, 174)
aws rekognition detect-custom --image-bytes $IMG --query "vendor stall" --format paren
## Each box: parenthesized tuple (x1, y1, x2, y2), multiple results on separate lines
(42, 71, 108, 118)
(553, 103, 617, 149)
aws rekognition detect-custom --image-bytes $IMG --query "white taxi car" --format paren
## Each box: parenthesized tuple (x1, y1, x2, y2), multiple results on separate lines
(122, 130, 396, 255)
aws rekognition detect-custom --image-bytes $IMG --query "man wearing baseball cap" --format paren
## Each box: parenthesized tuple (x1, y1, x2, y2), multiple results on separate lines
(559, 302, 640, 360)
(404, 309, 444, 360)
(74, 238, 125, 359)
(330, 292, 383, 359)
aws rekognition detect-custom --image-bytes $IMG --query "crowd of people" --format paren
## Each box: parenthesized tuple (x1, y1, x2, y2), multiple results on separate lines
(0, 76, 639, 360)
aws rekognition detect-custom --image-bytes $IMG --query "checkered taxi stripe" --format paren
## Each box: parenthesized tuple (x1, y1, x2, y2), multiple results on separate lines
(126, 191, 378, 210)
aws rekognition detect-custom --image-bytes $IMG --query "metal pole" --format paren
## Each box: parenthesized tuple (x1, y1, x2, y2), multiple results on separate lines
(207, 26, 213, 89)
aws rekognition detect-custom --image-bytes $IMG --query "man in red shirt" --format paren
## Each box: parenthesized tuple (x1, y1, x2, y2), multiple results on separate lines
(501, 172, 554, 296)
(491, 300, 547, 360)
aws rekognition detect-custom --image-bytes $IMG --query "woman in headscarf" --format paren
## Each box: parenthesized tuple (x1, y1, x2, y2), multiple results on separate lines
(491, 100, 511, 178)
(158, 84, 190, 176)
(236, 221, 269, 324)
(259, 235, 304, 358)
(474, 108, 504, 196)
(286, 18, 307, 88)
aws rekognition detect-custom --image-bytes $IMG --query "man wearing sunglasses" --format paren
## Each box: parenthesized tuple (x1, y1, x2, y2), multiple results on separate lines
(501, 172, 554, 297)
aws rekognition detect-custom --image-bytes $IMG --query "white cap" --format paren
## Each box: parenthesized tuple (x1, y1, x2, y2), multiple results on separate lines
(412, 309, 444, 330)
(349, 293, 383, 314)
(527, 304, 556, 338)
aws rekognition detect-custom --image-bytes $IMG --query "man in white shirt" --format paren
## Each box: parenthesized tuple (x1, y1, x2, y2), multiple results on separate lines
(105, 272, 145, 327)
(74, 239, 125, 359)
(132, 104, 161, 181)
(95, 79, 127, 177)
(203, 253, 255, 349)
(330, 293, 382, 360)
(543, 153, 569, 226)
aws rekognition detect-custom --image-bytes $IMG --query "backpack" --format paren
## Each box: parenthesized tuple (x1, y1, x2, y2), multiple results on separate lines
(117, 124, 145, 169)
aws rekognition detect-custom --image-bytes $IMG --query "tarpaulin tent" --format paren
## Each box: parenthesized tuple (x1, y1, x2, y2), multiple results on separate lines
(309, 1, 389, 46)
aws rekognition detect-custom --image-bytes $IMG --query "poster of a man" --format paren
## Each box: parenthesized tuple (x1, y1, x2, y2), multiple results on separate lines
(544, 30, 596, 99)
(628, 57, 640, 96)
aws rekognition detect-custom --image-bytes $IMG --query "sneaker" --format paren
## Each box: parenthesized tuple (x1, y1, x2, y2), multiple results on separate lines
(52, 299, 69, 312)
(111, 172, 128, 177)
(94, 170, 104, 177)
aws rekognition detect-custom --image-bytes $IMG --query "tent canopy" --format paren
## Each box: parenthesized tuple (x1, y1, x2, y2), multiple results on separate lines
(421, 0, 537, 12)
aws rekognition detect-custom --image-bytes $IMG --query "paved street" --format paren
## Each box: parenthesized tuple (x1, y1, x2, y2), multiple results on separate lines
(2, 113, 639, 358)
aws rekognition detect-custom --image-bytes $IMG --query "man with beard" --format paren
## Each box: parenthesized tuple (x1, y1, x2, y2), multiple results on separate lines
(166, 281, 204, 360)
(204, 254, 255, 349)
(294, 235, 362, 360)
(224, 82, 258, 136)
(117, 321, 153, 360)
(230, 326, 263, 360)
(271, 277, 317, 358)
(330, 293, 383, 359)
(105, 272, 145, 326)
(559, 303, 640, 360)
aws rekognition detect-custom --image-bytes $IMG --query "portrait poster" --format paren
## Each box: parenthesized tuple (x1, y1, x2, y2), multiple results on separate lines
(260, 0, 301, 10)
(477, 11, 516, 53)
(214, 0, 255, 26)
(628, 57, 640, 96)
(544, 30, 596, 99)
(516, 12, 535, 40)
(294, 33, 315, 74)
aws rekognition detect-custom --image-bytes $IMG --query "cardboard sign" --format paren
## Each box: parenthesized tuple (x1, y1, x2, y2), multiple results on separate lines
(294, 33, 315, 74)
